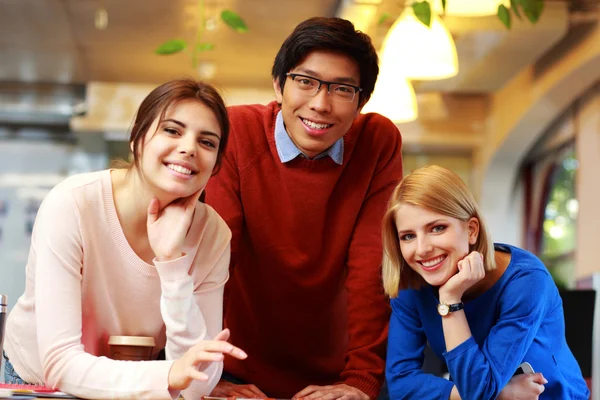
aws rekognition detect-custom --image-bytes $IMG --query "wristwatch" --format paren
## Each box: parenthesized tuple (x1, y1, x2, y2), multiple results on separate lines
(437, 302, 464, 316)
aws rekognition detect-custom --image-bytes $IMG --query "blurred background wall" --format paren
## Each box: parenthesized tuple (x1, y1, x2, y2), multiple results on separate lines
(1, 0, 599, 392)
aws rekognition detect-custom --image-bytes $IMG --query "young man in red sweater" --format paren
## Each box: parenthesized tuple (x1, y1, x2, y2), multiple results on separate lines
(205, 17, 403, 400)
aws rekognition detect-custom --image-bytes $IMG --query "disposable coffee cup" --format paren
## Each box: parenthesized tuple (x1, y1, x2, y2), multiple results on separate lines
(108, 336, 155, 361)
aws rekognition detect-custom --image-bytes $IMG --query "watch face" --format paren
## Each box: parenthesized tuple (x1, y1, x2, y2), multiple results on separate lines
(437, 303, 449, 316)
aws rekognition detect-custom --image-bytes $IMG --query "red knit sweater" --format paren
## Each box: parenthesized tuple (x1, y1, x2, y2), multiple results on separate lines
(205, 101, 403, 399)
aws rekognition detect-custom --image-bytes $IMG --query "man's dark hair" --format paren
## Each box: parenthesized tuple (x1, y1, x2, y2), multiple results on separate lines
(271, 17, 379, 106)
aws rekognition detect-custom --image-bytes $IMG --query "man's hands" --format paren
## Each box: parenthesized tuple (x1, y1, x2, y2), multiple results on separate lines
(210, 382, 368, 400)
(168, 329, 247, 391)
(147, 189, 203, 260)
(292, 384, 369, 400)
(210, 381, 269, 398)
(498, 373, 547, 400)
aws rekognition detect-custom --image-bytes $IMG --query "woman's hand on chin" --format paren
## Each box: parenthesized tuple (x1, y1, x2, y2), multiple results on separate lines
(439, 251, 485, 303)
(147, 189, 204, 260)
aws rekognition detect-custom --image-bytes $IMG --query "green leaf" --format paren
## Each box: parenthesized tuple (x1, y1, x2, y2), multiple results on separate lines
(510, 0, 523, 20)
(378, 12, 392, 25)
(441, 0, 446, 13)
(155, 39, 187, 55)
(196, 42, 215, 52)
(497, 4, 511, 29)
(221, 10, 248, 33)
(412, 1, 432, 27)
(521, 0, 544, 24)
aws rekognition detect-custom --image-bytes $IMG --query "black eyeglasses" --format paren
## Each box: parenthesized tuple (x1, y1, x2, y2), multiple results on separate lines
(286, 73, 362, 102)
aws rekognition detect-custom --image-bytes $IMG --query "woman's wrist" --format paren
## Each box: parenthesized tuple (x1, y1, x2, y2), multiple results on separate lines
(438, 290, 463, 304)
(155, 252, 185, 262)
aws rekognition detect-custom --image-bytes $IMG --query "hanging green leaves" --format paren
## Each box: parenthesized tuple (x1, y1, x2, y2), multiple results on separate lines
(196, 42, 215, 52)
(155, 39, 187, 55)
(413, 1, 432, 27)
(510, 0, 523, 20)
(407, 0, 545, 29)
(520, 0, 544, 24)
(221, 10, 249, 33)
(497, 4, 511, 29)
(378, 12, 393, 25)
(154, 0, 249, 73)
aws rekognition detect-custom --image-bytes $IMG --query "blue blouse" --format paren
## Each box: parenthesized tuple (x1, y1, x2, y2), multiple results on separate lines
(386, 244, 589, 399)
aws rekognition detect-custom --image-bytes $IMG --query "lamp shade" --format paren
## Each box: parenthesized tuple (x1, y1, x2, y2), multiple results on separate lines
(431, 0, 510, 16)
(380, 8, 458, 80)
(361, 67, 417, 123)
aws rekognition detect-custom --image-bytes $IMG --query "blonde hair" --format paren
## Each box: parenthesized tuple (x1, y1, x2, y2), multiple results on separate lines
(382, 165, 496, 298)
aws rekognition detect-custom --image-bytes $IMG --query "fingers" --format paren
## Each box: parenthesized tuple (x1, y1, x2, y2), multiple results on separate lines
(459, 252, 485, 280)
(186, 367, 209, 382)
(460, 257, 474, 279)
(213, 328, 231, 342)
(528, 372, 547, 395)
(191, 349, 224, 363)
(293, 385, 334, 399)
(471, 251, 485, 278)
(246, 384, 269, 398)
(536, 382, 545, 394)
(183, 188, 204, 210)
(168, 358, 209, 390)
(508, 373, 528, 383)
(146, 198, 160, 225)
(303, 391, 341, 400)
(507, 372, 546, 398)
(293, 384, 366, 400)
(193, 339, 248, 360)
(211, 382, 267, 399)
(530, 372, 548, 385)
(210, 381, 234, 397)
(293, 385, 321, 399)
(236, 385, 268, 398)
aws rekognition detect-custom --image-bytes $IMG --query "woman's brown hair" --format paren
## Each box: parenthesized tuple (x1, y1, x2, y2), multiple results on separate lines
(120, 78, 230, 175)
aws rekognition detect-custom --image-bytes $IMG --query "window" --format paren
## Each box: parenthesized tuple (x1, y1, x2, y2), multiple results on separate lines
(539, 147, 578, 289)
(524, 142, 578, 289)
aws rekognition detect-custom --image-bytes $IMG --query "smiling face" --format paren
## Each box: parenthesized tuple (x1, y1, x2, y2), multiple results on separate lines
(273, 50, 362, 159)
(137, 99, 221, 201)
(394, 203, 479, 287)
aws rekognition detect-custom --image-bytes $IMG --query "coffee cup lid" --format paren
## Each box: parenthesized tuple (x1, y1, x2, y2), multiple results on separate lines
(108, 336, 156, 347)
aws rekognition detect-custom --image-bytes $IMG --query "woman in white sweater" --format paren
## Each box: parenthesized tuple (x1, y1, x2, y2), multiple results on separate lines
(3, 79, 247, 399)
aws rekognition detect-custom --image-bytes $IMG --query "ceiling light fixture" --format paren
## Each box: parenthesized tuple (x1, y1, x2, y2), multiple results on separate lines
(361, 66, 417, 123)
(380, 7, 458, 80)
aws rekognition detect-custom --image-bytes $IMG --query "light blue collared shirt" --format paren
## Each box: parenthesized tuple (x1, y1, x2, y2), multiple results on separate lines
(274, 111, 344, 165)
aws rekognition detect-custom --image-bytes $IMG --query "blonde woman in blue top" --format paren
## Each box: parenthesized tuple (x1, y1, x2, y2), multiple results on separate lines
(382, 165, 589, 399)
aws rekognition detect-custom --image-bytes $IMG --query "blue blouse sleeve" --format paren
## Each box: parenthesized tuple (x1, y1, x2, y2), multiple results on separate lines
(387, 292, 454, 399)
(444, 268, 555, 400)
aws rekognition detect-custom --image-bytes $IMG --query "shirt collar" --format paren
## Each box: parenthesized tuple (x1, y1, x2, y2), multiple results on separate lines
(274, 110, 344, 165)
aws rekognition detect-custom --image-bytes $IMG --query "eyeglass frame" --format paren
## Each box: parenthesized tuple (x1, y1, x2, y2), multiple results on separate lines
(285, 73, 363, 102)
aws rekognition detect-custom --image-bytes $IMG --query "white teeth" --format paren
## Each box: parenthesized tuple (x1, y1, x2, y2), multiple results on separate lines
(421, 255, 445, 267)
(302, 118, 331, 130)
(167, 164, 193, 175)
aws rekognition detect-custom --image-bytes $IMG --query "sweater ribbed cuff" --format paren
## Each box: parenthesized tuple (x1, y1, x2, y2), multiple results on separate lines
(154, 253, 192, 282)
(342, 375, 382, 400)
